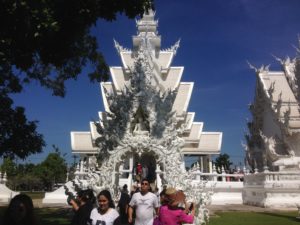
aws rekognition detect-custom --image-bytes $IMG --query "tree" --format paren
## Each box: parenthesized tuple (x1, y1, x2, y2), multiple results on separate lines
(35, 145, 67, 191)
(0, 0, 153, 159)
(214, 153, 233, 172)
(0, 93, 45, 159)
(0, 157, 17, 177)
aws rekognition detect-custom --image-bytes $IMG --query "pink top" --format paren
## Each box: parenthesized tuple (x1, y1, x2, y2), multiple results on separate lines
(159, 205, 194, 225)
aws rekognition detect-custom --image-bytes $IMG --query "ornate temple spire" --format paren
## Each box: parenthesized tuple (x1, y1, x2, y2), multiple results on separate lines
(133, 10, 161, 53)
(136, 9, 158, 34)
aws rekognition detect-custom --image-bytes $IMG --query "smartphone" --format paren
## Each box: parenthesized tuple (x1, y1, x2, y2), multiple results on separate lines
(189, 203, 194, 211)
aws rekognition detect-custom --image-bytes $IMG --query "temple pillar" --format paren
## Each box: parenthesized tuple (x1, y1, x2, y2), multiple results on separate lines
(129, 155, 134, 171)
(208, 155, 213, 173)
(203, 155, 209, 172)
(200, 156, 204, 172)
(181, 161, 186, 171)
(155, 164, 162, 192)
(126, 155, 134, 189)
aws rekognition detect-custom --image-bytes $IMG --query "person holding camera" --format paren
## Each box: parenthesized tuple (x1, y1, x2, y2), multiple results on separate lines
(70, 189, 95, 225)
(157, 187, 195, 225)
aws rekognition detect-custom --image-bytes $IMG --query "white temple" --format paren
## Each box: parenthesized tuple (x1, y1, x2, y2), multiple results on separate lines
(70, 10, 222, 186)
(33, 10, 300, 211)
(64, 10, 222, 223)
(243, 46, 300, 207)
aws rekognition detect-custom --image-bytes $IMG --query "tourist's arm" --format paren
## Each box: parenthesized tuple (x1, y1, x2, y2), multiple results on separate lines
(125, 195, 130, 214)
(188, 202, 195, 216)
(180, 209, 194, 224)
(184, 201, 189, 213)
(155, 207, 159, 216)
(190, 203, 195, 216)
(69, 199, 80, 211)
(154, 194, 160, 216)
(128, 206, 134, 223)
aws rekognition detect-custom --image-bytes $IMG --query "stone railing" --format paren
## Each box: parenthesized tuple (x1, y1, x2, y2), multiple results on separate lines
(187, 163, 248, 182)
(244, 171, 300, 187)
(118, 168, 246, 190)
(194, 172, 245, 182)
(74, 159, 248, 193)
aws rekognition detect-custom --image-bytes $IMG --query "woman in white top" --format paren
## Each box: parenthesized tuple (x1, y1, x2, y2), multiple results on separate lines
(89, 190, 119, 225)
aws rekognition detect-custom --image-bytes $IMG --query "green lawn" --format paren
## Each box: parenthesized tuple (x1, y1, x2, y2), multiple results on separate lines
(209, 211, 300, 225)
(0, 207, 299, 225)
(0, 207, 72, 225)
(36, 208, 71, 225)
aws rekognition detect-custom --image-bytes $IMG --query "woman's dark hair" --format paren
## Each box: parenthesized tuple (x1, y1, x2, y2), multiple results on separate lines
(3, 194, 36, 225)
(78, 189, 95, 204)
(85, 189, 96, 204)
(77, 190, 85, 199)
(97, 190, 115, 208)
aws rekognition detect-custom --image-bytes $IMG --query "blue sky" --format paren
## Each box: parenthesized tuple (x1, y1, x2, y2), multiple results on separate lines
(10, 0, 300, 166)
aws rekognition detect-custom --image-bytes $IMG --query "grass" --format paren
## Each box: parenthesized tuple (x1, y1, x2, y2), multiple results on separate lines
(36, 208, 71, 225)
(0, 207, 299, 225)
(0, 207, 72, 225)
(209, 211, 300, 225)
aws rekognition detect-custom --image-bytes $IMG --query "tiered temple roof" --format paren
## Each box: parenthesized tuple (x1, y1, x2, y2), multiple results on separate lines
(71, 10, 222, 157)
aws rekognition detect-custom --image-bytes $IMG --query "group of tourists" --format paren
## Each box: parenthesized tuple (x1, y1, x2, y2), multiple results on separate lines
(118, 178, 195, 225)
(70, 189, 119, 225)
(0, 179, 195, 225)
(69, 179, 195, 225)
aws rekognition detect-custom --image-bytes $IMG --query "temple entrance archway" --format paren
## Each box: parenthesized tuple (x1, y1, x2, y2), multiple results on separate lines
(139, 152, 157, 183)
(117, 150, 159, 190)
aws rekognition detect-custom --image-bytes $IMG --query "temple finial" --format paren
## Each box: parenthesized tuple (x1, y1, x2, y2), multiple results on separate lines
(136, 9, 158, 34)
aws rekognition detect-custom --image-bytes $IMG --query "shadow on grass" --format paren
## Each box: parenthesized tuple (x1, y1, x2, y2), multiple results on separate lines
(258, 212, 299, 222)
(36, 208, 72, 225)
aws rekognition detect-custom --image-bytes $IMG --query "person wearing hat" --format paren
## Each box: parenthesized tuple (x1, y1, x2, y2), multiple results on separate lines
(158, 187, 195, 225)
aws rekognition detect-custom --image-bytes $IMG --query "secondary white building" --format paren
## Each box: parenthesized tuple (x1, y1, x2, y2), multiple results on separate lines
(244, 48, 300, 208)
